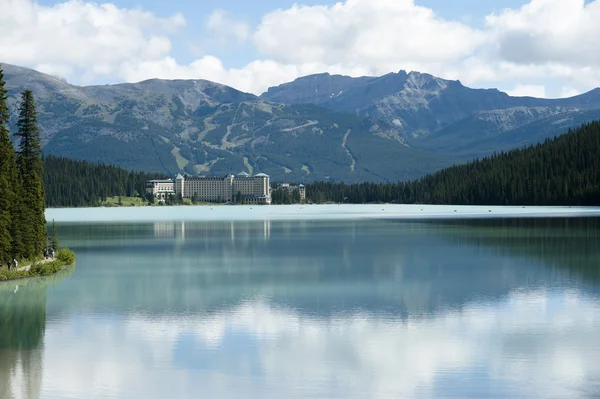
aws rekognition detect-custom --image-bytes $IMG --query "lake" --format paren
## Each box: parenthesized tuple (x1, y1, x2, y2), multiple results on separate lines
(2, 206, 600, 398)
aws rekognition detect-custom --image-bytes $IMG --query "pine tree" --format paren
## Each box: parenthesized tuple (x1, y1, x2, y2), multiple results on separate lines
(50, 219, 59, 250)
(0, 67, 18, 265)
(14, 90, 46, 259)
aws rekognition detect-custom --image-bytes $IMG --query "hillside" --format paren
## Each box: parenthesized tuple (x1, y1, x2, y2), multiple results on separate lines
(303, 121, 600, 206)
(419, 109, 600, 159)
(262, 71, 600, 148)
(2, 63, 446, 183)
(3, 63, 600, 183)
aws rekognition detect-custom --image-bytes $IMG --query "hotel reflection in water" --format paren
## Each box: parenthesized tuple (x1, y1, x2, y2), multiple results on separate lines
(153, 220, 272, 242)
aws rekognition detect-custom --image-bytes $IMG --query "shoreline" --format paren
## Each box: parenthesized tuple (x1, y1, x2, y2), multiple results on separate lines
(45, 204, 600, 223)
(0, 249, 77, 282)
(0, 262, 76, 287)
(0, 263, 74, 283)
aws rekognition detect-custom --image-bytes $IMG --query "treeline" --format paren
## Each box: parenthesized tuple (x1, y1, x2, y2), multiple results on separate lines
(304, 121, 600, 205)
(0, 68, 46, 264)
(271, 186, 302, 204)
(44, 155, 167, 207)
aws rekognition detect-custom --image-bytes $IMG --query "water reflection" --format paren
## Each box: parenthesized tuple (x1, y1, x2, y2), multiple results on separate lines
(0, 266, 75, 399)
(428, 217, 600, 283)
(153, 219, 272, 242)
(39, 293, 600, 398)
(51, 220, 599, 317)
(2, 219, 600, 398)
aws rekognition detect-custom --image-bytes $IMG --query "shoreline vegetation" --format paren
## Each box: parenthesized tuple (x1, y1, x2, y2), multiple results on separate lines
(0, 262, 76, 291)
(1, 66, 76, 282)
(0, 248, 77, 282)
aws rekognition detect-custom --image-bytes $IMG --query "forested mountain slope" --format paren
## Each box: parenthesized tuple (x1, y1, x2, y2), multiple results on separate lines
(262, 71, 600, 155)
(304, 121, 600, 205)
(2, 63, 446, 183)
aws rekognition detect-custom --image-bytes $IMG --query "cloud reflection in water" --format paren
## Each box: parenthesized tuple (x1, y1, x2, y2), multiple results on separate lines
(34, 290, 600, 399)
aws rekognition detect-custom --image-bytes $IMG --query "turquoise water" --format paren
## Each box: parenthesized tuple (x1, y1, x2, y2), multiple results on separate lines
(2, 216, 600, 398)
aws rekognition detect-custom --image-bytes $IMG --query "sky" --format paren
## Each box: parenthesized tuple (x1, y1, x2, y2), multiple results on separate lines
(1, 0, 599, 97)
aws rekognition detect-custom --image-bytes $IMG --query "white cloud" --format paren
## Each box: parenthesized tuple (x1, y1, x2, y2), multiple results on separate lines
(205, 9, 251, 45)
(561, 87, 584, 98)
(3, 0, 600, 96)
(253, 0, 484, 67)
(506, 84, 547, 98)
(119, 56, 372, 95)
(0, 0, 185, 84)
(485, 0, 600, 66)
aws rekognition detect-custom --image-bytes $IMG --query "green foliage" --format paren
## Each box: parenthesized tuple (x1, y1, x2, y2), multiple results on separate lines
(44, 155, 167, 207)
(234, 191, 244, 204)
(15, 90, 46, 259)
(56, 248, 76, 265)
(50, 219, 59, 249)
(146, 191, 155, 204)
(0, 248, 75, 281)
(304, 121, 600, 206)
(271, 187, 301, 204)
(164, 193, 184, 206)
(0, 66, 18, 264)
(29, 260, 64, 277)
(0, 269, 30, 281)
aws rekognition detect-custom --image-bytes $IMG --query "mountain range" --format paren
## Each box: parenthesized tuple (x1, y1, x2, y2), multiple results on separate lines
(3, 62, 600, 183)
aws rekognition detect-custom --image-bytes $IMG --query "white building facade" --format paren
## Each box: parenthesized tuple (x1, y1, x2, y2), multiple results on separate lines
(147, 172, 271, 205)
(146, 179, 176, 201)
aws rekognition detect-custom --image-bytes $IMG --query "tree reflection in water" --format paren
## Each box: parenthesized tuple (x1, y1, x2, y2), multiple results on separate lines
(0, 265, 75, 399)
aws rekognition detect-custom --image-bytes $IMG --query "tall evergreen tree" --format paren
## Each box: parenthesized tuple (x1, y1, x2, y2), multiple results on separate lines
(0, 67, 19, 265)
(14, 90, 46, 259)
(49, 219, 59, 250)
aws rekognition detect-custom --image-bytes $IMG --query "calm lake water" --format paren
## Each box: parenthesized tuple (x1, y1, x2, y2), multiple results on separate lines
(2, 211, 600, 398)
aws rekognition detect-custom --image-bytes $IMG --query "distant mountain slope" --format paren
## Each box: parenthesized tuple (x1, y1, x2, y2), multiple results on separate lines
(1, 63, 447, 183)
(304, 120, 600, 206)
(4, 62, 600, 183)
(2, 63, 257, 145)
(417, 108, 600, 159)
(261, 71, 600, 140)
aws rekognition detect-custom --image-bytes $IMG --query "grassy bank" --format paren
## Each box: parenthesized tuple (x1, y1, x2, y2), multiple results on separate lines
(101, 196, 147, 207)
(60, 196, 225, 208)
(0, 248, 76, 282)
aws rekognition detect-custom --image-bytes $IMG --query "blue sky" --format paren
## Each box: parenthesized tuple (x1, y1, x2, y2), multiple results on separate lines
(3, 0, 600, 97)
(38, 0, 530, 68)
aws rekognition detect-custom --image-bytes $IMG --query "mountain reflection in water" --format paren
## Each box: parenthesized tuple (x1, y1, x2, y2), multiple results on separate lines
(1, 218, 599, 398)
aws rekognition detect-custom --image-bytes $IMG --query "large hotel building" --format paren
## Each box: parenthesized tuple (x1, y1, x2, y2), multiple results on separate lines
(146, 172, 272, 205)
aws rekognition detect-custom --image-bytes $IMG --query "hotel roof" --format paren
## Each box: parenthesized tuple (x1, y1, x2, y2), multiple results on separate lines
(148, 179, 174, 183)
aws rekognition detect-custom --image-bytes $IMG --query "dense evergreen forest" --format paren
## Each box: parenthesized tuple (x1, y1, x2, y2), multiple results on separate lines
(302, 121, 600, 206)
(43, 155, 167, 207)
(0, 68, 47, 264)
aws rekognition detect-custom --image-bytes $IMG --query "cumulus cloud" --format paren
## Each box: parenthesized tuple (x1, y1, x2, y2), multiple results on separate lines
(205, 9, 251, 45)
(253, 0, 483, 68)
(0, 0, 185, 84)
(133, 0, 600, 95)
(485, 0, 600, 66)
(119, 56, 372, 95)
(3, 0, 600, 96)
